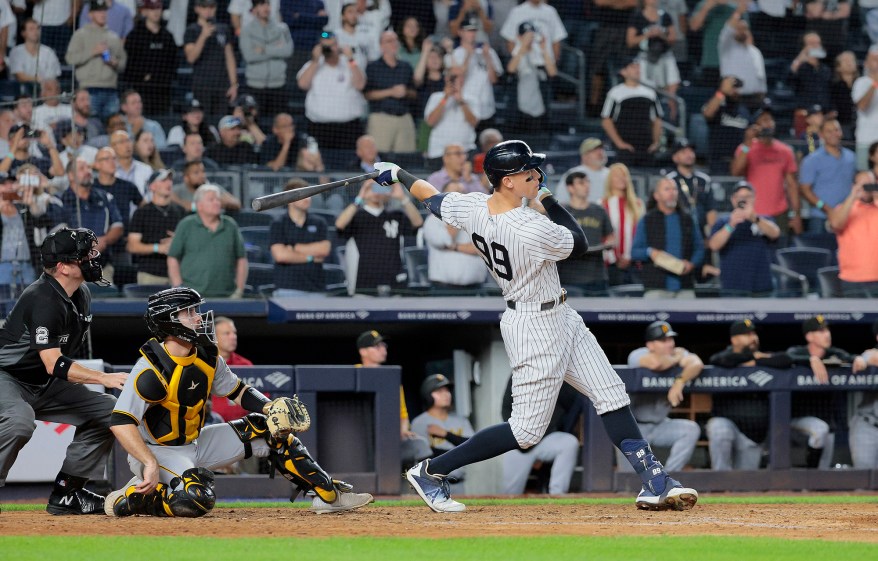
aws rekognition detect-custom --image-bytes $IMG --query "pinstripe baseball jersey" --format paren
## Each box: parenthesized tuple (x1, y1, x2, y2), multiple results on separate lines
(441, 192, 574, 303)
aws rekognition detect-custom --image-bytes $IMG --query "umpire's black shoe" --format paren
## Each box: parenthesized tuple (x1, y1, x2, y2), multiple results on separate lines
(46, 487, 106, 515)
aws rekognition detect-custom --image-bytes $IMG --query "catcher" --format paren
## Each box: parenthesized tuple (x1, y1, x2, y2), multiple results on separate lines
(105, 286, 373, 516)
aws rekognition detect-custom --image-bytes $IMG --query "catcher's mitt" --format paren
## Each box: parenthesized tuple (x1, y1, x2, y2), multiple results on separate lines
(263, 395, 311, 438)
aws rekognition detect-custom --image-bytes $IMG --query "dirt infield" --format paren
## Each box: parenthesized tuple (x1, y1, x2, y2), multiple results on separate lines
(3, 502, 878, 541)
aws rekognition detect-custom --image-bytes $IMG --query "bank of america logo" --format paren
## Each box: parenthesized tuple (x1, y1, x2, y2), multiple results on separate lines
(748, 370, 774, 387)
(356, 310, 370, 319)
(265, 372, 292, 388)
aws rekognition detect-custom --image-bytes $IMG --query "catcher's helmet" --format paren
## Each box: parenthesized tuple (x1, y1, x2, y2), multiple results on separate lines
(483, 139, 546, 187)
(421, 374, 453, 408)
(145, 287, 215, 345)
(40, 227, 108, 284)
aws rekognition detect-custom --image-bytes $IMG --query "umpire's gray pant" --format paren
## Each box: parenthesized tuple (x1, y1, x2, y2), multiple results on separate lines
(0, 370, 116, 487)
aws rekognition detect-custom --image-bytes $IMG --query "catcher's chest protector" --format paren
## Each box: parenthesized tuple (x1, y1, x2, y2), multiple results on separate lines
(135, 339, 219, 445)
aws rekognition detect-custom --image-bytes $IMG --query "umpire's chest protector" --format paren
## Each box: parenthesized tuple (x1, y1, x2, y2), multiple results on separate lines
(134, 339, 219, 446)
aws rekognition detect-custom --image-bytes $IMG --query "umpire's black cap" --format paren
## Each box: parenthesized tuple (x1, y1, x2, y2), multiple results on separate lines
(357, 330, 385, 348)
(730, 319, 756, 337)
(645, 321, 677, 342)
(803, 315, 829, 334)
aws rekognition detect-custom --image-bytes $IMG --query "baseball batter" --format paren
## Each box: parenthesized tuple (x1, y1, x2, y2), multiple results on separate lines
(374, 141, 698, 513)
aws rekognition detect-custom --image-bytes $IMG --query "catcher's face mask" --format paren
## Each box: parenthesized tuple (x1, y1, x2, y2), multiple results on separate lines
(173, 305, 216, 345)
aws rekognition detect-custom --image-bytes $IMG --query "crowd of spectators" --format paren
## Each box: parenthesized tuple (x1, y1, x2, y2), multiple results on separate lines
(0, 0, 877, 298)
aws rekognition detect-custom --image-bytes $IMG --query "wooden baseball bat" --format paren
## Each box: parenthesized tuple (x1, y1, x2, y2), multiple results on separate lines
(250, 171, 380, 212)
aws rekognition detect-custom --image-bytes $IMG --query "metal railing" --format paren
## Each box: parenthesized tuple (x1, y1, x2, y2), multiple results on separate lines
(556, 44, 587, 123)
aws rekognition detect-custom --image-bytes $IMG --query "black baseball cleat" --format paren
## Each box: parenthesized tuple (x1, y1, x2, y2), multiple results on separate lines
(46, 487, 106, 515)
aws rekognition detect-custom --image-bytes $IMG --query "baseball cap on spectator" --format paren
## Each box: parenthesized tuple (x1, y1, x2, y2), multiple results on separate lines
(218, 115, 242, 130)
(251, 0, 268, 5)
(462, 15, 479, 31)
(579, 137, 603, 154)
(752, 99, 774, 122)
(732, 179, 754, 194)
(806, 104, 824, 116)
(671, 138, 694, 155)
(183, 98, 204, 114)
(357, 330, 385, 348)
(90, 0, 109, 11)
(235, 94, 258, 111)
(802, 315, 829, 334)
(147, 168, 174, 185)
(618, 54, 640, 73)
(9, 123, 32, 138)
(729, 319, 757, 337)
(645, 321, 677, 342)
(140, 0, 163, 9)
(519, 21, 536, 35)
(195, 0, 217, 6)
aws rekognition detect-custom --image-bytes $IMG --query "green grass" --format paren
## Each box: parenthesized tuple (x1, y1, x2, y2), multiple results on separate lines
(2, 493, 877, 511)
(1, 536, 876, 561)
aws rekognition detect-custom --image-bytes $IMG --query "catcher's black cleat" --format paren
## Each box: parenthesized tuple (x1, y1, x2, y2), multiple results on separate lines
(46, 487, 106, 515)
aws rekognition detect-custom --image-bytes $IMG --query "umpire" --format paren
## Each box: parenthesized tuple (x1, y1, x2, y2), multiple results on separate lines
(0, 227, 127, 515)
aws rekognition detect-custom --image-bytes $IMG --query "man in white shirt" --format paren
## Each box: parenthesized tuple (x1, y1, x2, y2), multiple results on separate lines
(450, 15, 503, 129)
(296, 31, 366, 150)
(852, 45, 878, 169)
(30, 0, 73, 58)
(334, 0, 375, 68)
(33, 79, 72, 132)
(499, 0, 567, 65)
(8, 18, 62, 84)
(110, 130, 152, 197)
(718, 6, 766, 107)
(424, 67, 479, 160)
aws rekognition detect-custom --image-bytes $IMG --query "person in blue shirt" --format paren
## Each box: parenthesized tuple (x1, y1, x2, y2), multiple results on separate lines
(799, 117, 857, 233)
(632, 177, 704, 298)
(708, 180, 780, 296)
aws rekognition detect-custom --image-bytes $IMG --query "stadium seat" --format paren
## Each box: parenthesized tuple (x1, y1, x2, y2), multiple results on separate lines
(770, 263, 809, 298)
(607, 284, 645, 298)
(122, 284, 171, 299)
(775, 247, 833, 294)
(792, 232, 838, 265)
(231, 210, 274, 228)
(816, 266, 842, 298)
(239, 226, 272, 264)
(403, 247, 430, 289)
(324, 263, 347, 295)
(246, 263, 274, 291)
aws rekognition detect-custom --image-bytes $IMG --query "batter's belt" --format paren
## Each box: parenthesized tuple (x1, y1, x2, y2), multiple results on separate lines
(506, 289, 567, 312)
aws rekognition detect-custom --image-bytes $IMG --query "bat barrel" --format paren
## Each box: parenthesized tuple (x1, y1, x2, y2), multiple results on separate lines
(250, 171, 380, 211)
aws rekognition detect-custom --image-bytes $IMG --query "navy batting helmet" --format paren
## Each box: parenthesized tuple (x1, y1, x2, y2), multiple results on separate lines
(483, 140, 546, 187)
(421, 374, 453, 408)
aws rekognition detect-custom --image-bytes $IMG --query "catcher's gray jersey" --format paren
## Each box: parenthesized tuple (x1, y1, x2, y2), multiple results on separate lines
(114, 351, 240, 446)
(440, 192, 629, 447)
(440, 192, 574, 303)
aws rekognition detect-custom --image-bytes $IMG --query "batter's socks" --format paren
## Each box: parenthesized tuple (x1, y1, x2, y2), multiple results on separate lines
(599, 406, 644, 448)
(620, 439, 669, 495)
(428, 423, 520, 475)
